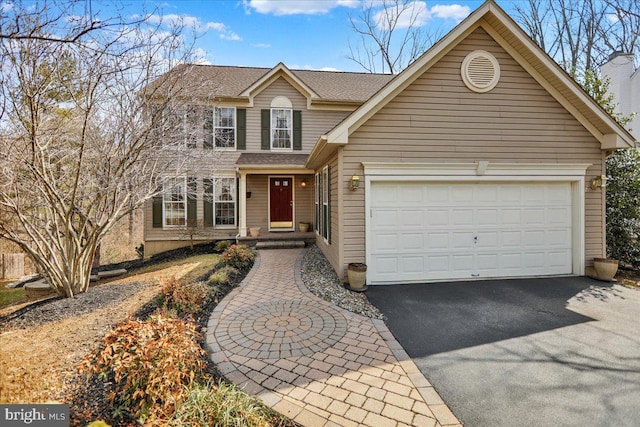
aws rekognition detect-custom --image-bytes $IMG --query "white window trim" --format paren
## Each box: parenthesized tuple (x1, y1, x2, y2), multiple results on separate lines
(213, 176, 237, 229)
(162, 176, 187, 229)
(270, 108, 293, 151)
(214, 106, 237, 151)
(322, 166, 330, 243)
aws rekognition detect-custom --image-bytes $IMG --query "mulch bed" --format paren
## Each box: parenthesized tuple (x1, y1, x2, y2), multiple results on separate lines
(61, 255, 255, 427)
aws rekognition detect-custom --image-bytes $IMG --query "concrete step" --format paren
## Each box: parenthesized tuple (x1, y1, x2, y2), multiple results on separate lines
(256, 240, 306, 250)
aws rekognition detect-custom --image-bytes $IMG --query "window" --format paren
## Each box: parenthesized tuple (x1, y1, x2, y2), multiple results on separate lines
(322, 166, 329, 241)
(315, 167, 330, 242)
(151, 105, 197, 147)
(163, 177, 186, 227)
(214, 177, 236, 226)
(315, 173, 320, 233)
(214, 107, 236, 149)
(271, 108, 292, 149)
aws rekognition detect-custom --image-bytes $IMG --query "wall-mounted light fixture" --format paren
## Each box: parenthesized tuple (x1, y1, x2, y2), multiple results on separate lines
(350, 175, 360, 191)
(591, 175, 606, 190)
(300, 180, 307, 189)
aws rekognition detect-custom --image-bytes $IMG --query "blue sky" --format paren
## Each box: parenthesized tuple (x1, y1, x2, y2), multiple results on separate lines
(117, 0, 513, 72)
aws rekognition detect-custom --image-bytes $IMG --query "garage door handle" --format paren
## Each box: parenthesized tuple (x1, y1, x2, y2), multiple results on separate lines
(471, 274, 480, 277)
(474, 236, 478, 243)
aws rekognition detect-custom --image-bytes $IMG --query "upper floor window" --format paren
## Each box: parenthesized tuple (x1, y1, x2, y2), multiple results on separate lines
(214, 107, 236, 149)
(270, 96, 293, 150)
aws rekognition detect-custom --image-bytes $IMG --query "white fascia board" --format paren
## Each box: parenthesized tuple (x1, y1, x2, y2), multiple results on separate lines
(362, 162, 592, 177)
(235, 166, 314, 175)
(240, 63, 318, 102)
(602, 133, 638, 149)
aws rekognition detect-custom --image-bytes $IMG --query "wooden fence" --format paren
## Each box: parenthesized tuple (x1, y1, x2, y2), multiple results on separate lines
(1, 253, 25, 279)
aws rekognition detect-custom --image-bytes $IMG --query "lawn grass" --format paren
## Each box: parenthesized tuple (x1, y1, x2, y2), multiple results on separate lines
(128, 253, 220, 283)
(0, 281, 25, 308)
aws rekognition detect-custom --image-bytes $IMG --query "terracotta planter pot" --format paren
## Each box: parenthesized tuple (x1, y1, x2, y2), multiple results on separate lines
(593, 257, 619, 281)
(299, 222, 310, 233)
(347, 263, 367, 290)
(249, 227, 261, 237)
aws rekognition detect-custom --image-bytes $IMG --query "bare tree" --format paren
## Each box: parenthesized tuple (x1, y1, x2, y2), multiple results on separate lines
(0, 0, 202, 297)
(347, 0, 443, 74)
(515, 0, 639, 73)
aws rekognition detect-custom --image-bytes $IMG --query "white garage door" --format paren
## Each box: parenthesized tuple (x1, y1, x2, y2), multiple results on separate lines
(368, 182, 573, 284)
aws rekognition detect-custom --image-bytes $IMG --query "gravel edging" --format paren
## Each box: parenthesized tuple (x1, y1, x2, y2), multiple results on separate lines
(301, 245, 384, 320)
(0, 282, 150, 330)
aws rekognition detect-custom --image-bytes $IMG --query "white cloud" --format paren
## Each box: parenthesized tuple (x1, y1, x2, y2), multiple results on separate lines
(245, 0, 358, 16)
(430, 4, 470, 20)
(291, 64, 342, 72)
(373, 2, 470, 30)
(374, 1, 430, 30)
(206, 22, 226, 32)
(251, 43, 271, 48)
(145, 13, 241, 42)
(192, 47, 211, 65)
(220, 31, 242, 41)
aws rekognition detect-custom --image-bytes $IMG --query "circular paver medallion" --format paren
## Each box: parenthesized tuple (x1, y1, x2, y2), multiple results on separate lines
(217, 300, 347, 359)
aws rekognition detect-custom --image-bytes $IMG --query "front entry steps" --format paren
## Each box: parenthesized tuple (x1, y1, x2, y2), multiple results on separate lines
(256, 240, 305, 250)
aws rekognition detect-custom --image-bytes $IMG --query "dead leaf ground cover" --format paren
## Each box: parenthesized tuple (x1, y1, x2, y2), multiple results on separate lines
(0, 254, 217, 404)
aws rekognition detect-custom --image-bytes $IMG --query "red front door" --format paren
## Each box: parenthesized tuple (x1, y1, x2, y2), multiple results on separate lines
(270, 177, 293, 227)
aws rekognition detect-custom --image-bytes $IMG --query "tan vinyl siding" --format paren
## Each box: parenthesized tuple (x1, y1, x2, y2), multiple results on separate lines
(246, 175, 269, 230)
(246, 77, 351, 152)
(295, 175, 315, 227)
(316, 154, 340, 275)
(340, 27, 605, 274)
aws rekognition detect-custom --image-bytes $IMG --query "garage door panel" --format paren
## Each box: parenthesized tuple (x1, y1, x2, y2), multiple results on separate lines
(452, 209, 474, 226)
(426, 210, 449, 226)
(477, 209, 499, 226)
(427, 233, 449, 250)
(453, 232, 475, 249)
(369, 182, 573, 283)
(523, 208, 546, 225)
(401, 209, 424, 227)
(403, 256, 425, 273)
(373, 210, 398, 228)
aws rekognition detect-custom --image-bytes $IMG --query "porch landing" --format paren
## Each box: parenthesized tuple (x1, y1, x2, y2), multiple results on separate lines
(237, 231, 316, 248)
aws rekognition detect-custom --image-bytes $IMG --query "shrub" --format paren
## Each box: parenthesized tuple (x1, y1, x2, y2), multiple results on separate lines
(171, 380, 283, 427)
(208, 270, 229, 287)
(159, 276, 212, 317)
(81, 314, 206, 422)
(215, 240, 230, 252)
(219, 244, 256, 271)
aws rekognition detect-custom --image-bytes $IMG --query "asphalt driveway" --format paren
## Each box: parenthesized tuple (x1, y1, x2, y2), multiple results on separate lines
(367, 277, 640, 427)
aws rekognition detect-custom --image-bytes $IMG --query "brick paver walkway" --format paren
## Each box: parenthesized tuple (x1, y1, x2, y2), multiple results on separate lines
(206, 248, 462, 427)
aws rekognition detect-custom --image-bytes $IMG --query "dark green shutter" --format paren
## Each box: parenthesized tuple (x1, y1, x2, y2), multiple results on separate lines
(327, 166, 331, 244)
(237, 109, 246, 150)
(187, 177, 197, 227)
(152, 194, 163, 228)
(203, 178, 213, 227)
(293, 110, 302, 150)
(203, 107, 213, 149)
(261, 109, 270, 150)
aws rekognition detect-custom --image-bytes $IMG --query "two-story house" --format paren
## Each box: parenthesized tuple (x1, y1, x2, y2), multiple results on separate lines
(144, 63, 392, 258)
(145, 1, 634, 285)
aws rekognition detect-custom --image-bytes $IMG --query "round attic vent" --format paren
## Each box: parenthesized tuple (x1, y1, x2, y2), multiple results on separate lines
(461, 50, 500, 93)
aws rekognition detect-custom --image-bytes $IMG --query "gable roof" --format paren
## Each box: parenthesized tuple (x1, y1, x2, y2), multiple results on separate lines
(150, 63, 393, 105)
(307, 0, 635, 168)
